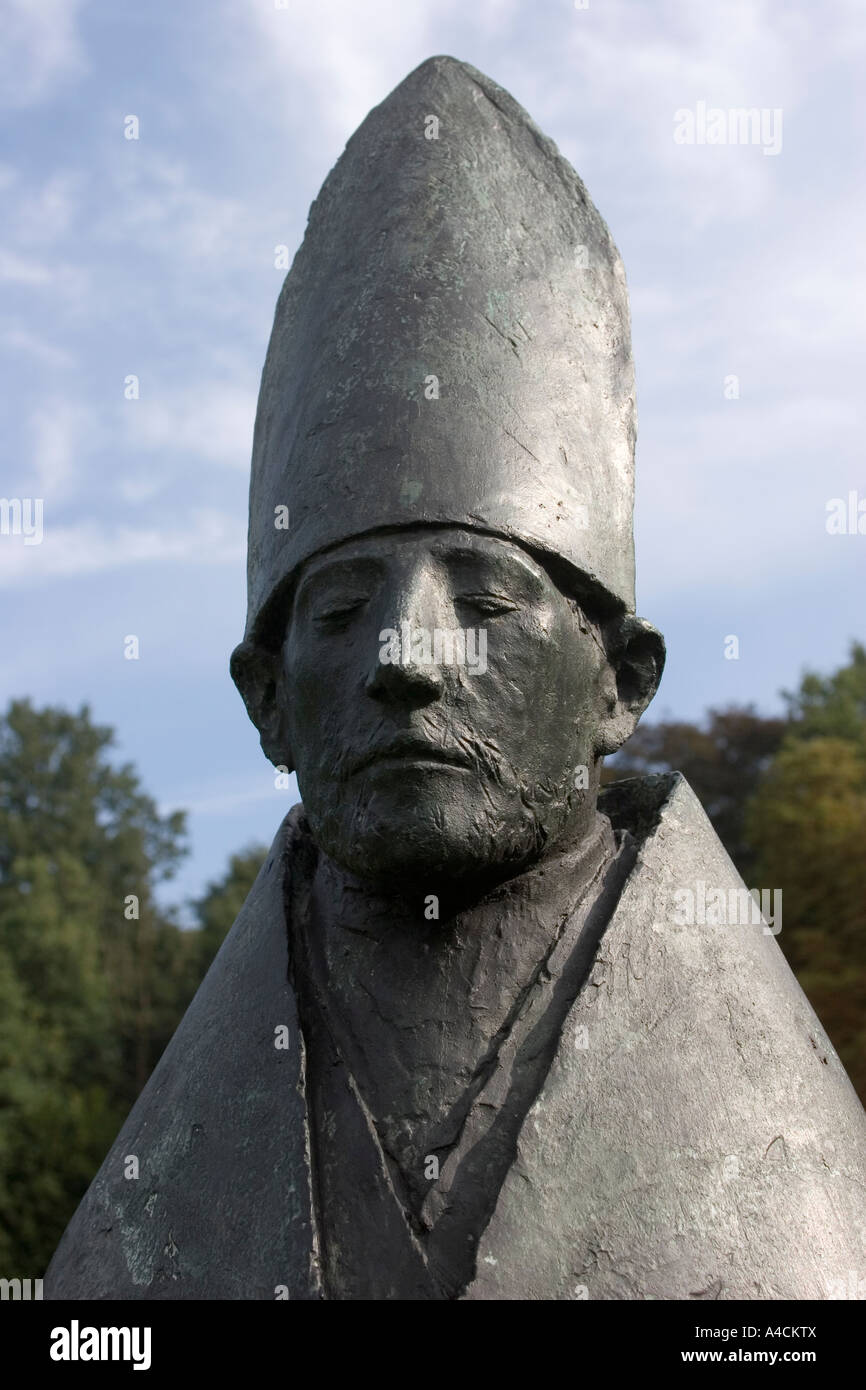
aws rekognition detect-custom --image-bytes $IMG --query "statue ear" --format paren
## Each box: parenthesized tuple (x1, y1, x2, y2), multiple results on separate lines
(594, 616, 665, 758)
(230, 640, 294, 772)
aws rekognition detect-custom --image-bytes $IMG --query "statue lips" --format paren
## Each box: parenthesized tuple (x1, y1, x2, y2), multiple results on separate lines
(349, 733, 474, 777)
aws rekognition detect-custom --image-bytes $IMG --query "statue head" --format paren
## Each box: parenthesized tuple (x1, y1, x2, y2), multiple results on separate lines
(231, 56, 664, 891)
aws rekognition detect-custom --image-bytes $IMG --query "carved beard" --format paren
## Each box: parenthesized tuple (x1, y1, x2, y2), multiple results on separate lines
(299, 751, 589, 892)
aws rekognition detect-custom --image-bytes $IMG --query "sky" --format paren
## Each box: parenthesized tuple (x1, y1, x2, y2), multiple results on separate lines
(1, 0, 863, 916)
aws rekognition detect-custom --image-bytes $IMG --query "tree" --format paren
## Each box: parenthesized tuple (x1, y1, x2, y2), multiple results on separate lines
(0, 699, 185, 890)
(605, 645, 866, 1104)
(189, 848, 268, 980)
(604, 705, 786, 877)
(745, 645, 866, 1101)
(782, 640, 866, 751)
(0, 699, 188, 1275)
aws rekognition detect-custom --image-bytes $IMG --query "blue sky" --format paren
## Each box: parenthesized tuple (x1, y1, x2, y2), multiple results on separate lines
(1, 0, 863, 915)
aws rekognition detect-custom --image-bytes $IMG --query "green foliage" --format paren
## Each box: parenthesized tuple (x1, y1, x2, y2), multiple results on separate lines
(190, 848, 267, 980)
(0, 700, 189, 1276)
(608, 644, 866, 1105)
(0, 699, 268, 1276)
(0, 699, 185, 890)
(604, 705, 786, 877)
(746, 657, 866, 1100)
(782, 641, 866, 751)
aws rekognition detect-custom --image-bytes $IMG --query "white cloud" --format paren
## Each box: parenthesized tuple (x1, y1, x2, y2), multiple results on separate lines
(30, 401, 99, 498)
(0, 246, 87, 299)
(0, 328, 75, 368)
(170, 778, 291, 817)
(0, 509, 244, 585)
(115, 474, 170, 505)
(12, 170, 83, 244)
(1, 399, 101, 506)
(239, 0, 462, 151)
(0, 248, 54, 286)
(0, 0, 88, 108)
(97, 153, 254, 267)
(126, 384, 257, 469)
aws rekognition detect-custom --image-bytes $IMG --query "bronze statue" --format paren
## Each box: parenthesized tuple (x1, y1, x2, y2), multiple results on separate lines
(45, 56, 866, 1301)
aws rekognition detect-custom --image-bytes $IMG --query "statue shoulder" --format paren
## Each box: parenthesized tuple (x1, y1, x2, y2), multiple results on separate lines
(466, 774, 866, 1299)
(44, 806, 319, 1301)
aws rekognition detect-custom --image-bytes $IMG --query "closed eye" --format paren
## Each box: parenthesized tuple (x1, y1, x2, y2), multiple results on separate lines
(456, 593, 519, 617)
(313, 600, 368, 628)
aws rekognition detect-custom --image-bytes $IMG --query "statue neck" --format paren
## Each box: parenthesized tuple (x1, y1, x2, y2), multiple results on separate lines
(290, 811, 618, 1199)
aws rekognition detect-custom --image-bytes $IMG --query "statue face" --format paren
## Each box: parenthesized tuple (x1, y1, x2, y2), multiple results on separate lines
(277, 525, 623, 890)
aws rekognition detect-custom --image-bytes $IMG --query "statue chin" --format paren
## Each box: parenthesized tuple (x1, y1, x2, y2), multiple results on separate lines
(303, 773, 581, 894)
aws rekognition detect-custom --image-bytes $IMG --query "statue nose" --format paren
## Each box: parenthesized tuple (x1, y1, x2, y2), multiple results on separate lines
(365, 648, 444, 707)
(366, 566, 451, 707)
